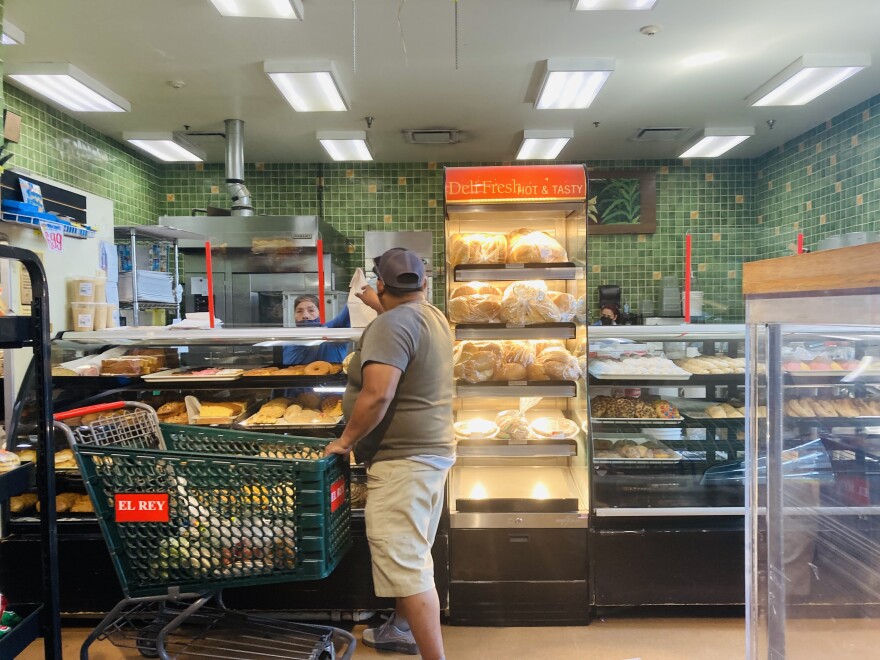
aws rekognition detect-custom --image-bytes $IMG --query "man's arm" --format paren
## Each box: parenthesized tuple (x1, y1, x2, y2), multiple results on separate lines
(324, 362, 401, 456)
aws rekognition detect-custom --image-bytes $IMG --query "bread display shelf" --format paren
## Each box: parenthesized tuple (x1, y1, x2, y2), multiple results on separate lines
(454, 322, 576, 341)
(786, 371, 880, 384)
(453, 263, 577, 282)
(51, 373, 348, 391)
(142, 368, 244, 382)
(455, 380, 577, 398)
(588, 373, 744, 387)
(591, 416, 683, 424)
(588, 372, 691, 381)
(0, 462, 34, 502)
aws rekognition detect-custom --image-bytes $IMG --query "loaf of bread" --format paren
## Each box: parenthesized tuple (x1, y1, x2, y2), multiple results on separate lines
(507, 231, 567, 263)
(536, 346, 582, 381)
(448, 294, 502, 323)
(454, 350, 497, 383)
(495, 363, 527, 381)
(157, 401, 186, 416)
(449, 233, 508, 266)
(128, 348, 178, 369)
(499, 281, 561, 324)
(501, 341, 536, 367)
(450, 282, 502, 298)
(198, 402, 244, 417)
(548, 292, 577, 322)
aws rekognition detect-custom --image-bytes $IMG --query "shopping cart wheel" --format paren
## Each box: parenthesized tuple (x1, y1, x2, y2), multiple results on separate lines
(135, 622, 164, 658)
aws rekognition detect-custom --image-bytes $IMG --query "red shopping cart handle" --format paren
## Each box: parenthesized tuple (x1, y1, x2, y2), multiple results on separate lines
(54, 401, 128, 421)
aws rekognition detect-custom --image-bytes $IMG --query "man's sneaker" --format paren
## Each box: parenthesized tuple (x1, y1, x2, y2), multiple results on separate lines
(362, 615, 419, 655)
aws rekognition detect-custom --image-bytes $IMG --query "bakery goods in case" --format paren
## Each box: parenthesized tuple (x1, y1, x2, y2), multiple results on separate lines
(674, 355, 745, 375)
(530, 417, 579, 439)
(591, 395, 680, 419)
(450, 282, 502, 298)
(499, 281, 562, 324)
(506, 230, 568, 263)
(454, 349, 498, 383)
(100, 356, 160, 375)
(242, 366, 280, 377)
(305, 361, 332, 376)
(495, 410, 530, 441)
(548, 292, 577, 322)
(449, 233, 508, 266)
(495, 363, 527, 381)
(448, 294, 502, 323)
(536, 346, 583, 381)
(454, 419, 500, 440)
(589, 356, 690, 378)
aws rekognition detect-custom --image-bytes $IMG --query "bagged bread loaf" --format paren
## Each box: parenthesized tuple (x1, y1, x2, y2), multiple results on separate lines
(507, 231, 568, 264)
(499, 281, 561, 324)
(448, 294, 502, 323)
(449, 233, 508, 266)
(501, 341, 536, 367)
(548, 292, 577, 322)
(495, 363, 527, 381)
(575, 295, 588, 324)
(495, 410, 530, 440)
(450, 282, 502, 298)
(537, 346, 583, 381)
(453, 348, 498, 383)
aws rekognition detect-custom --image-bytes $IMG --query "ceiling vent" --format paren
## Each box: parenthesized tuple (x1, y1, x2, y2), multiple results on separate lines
(630, 127, 690, 142)
(403, 129, 462, 145)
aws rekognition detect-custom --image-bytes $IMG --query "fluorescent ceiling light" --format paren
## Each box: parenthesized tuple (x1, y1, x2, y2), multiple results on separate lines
(679, 127, 754, 159)
(5, 63, 129, 112)
(124, 132, 205, 162)
(682, 51, 726, 67)
(264, 61, 348, 112)
(208, 0, 303, 19)
(535, 58, 615, 109)
(747, 55, 870, 106)
(572, 0, 657, 9)
(2, 20, 25, 45)
(516, 130, 573, 160)
(317, 131, 372, 161)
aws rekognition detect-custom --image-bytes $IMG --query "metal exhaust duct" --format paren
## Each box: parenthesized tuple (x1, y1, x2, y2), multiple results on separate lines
(225, 118, 254, 216)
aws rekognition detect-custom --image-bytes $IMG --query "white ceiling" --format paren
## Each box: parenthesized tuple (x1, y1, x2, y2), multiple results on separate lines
(5, 0, 880, 163)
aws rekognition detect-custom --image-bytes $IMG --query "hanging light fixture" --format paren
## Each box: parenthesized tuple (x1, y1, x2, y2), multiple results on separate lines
(747, 55, 870, 106)
(5, 63, 130, 112)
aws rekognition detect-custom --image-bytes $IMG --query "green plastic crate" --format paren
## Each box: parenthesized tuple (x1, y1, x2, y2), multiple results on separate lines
(75, 436, 351, 598)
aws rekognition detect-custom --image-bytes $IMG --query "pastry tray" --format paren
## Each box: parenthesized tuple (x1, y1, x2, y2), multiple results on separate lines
(237, 414, 343, 429)
(143, 368, 244, 382)
(590, 416, 683, 423)
(592, 436, 683, 463)
(588, 371, 691, 381)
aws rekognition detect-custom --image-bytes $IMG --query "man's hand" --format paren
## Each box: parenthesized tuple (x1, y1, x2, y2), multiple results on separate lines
(324, 438, 353, 457)
(356, 285, 383, 314)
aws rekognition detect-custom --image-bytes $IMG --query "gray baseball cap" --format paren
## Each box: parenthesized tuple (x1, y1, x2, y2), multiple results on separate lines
(373, 247, 425, 291)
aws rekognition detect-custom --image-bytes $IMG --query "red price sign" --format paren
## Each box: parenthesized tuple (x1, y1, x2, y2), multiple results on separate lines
(330, 476, 346, 513)
(115, 493, 170, 523)
(39, 221, 64, 253)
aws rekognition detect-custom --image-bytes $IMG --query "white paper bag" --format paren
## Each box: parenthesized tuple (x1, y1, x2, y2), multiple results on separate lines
(348, 268, 378, 327)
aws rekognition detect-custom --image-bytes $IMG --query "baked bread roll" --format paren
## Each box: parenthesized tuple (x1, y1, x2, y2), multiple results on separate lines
(293, 393, 322, 410)
(526, 363, 550, 381)
(163, 412, 189, 424)
(507, 231, 568, 263)
(707, 405, 726, 419)
(548, 292, 577, 322)
(450, 282, 502, 298)
(242, 366, 280, 377)
(495, 363, 527, 381)
(536, 347, 582, 381)
(449, 233, 508, 266)
(495, 410, 530, 441)
(52, 367, 77, 376)
(157, 401, 186, 416)
(575, 295, 588, 324)
(620, 445, 651, 459)
(448, 294, 502, 323)
(321, 396, 343, 417)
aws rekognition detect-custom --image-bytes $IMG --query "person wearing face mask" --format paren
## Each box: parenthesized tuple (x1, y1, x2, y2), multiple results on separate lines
(593, 303, 619, 326)
(281, 292, 382, 365)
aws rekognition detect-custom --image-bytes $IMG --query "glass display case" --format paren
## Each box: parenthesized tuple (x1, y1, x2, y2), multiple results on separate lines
(586, 324, 749, 608)
(744, 244, 880, 659)
(443, 165, 590, 625)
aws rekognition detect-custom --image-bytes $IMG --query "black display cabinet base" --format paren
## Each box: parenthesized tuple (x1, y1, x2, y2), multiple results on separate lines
(448, 581, 590, 626)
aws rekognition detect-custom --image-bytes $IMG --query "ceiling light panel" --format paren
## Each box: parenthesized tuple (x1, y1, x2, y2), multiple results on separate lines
(747, 54, 870, 106)
(264, 61, 348, 112)
(5, 63, 129, 112)
(679, 128, 754, 159)
(535, 58, 615, 109)
(572, 0, 658, 10)
(516, 130, 573, 160)
(2, 20, 25, 45)
(124, 133, 205, 162)
(209, 0, 303, 19)
(317, 131, 372, 161)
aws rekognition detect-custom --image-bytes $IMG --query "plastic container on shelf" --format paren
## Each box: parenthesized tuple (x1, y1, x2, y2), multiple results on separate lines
(683, 291, 704, 317)
(93, 276, 107, 304)
(93, 303, 112, 330)
(69, 302, 96, 331)
(67, 277, 97, 303)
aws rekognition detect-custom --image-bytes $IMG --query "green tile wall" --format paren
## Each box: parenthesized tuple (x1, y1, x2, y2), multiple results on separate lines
(756, 93, 880, 258)
(162, 159, 754, 320)
(2, 85, 160, 227)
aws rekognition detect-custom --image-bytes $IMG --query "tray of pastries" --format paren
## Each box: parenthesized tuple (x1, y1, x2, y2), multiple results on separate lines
(240, 361, 344, 377)
(143, 367, 244, 382)
(10, 491, 94, 515)
(239, 393, 344, 428)
(593, 436, 683, 462)
(589, 356, 691, 380)
(454, 340, 583, 383)
(590, 395, 681, 421)
(785, 396, 880, 418)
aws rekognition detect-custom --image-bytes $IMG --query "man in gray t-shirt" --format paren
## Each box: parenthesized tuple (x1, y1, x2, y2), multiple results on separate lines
(325, 248, 453, 660)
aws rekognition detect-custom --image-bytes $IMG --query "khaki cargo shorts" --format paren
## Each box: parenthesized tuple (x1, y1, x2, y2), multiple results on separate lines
(365, 459, 449, 598)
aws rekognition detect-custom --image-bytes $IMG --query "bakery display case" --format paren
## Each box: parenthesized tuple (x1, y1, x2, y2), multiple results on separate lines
(744, 245, 880, 659)
(586, 324, 749, 608)
(443, 165, 590, 625)
(2, 326, 391, 615)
